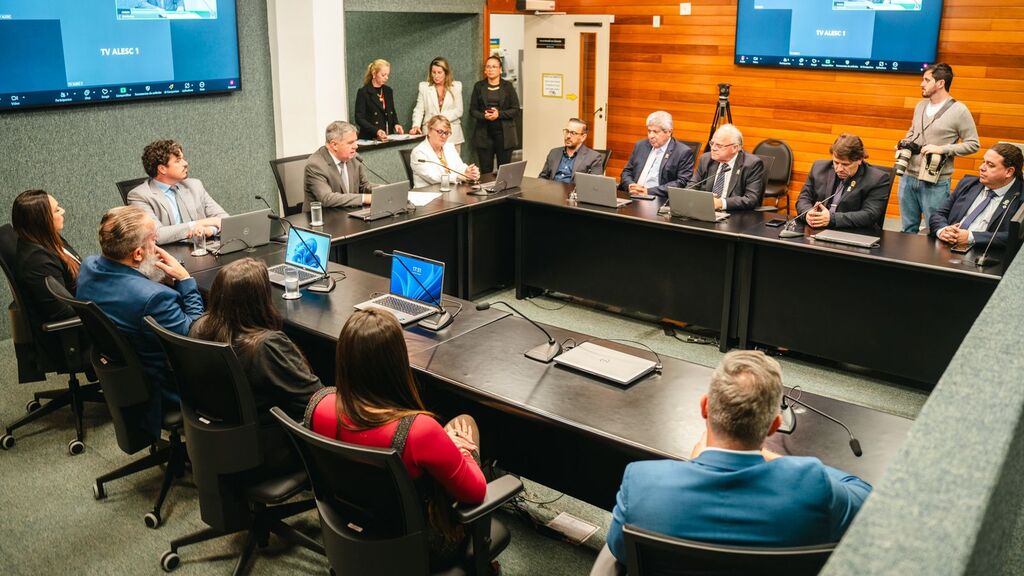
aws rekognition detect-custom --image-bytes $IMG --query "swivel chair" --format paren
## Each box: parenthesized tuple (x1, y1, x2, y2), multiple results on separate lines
(269, 154, 311, 216)
(594, 149, 613, 175)
(116, 177, 148, 206)
(399, 148, 417, 188)
(753, 139, 794, 214)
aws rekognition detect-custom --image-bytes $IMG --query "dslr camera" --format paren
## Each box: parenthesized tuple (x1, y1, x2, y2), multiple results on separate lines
(894, 139, 921, 176)
(894, 139, 945, 183)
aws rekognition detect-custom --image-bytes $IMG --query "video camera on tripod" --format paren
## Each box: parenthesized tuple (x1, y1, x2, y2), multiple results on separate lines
(895, 138, 945, 184)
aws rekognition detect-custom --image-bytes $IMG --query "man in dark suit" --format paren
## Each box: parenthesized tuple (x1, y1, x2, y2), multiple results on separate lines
(618, 110, 695, 199)
(77, 206, 204, 436)
(930, 142, 1023, 249)
(304, 120, 373, 211)
(796, 133, 891, 230)
(538, 118, 605, 183)
(689, 124, 765, 211)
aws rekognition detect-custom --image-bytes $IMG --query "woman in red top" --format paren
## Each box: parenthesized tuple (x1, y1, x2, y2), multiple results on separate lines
(305, 308, 486, 570)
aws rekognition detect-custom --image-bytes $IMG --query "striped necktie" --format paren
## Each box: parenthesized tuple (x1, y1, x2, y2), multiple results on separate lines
(959, 188, 996, 230)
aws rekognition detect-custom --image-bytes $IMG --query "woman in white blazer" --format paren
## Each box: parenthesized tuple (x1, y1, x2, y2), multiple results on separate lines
(408, 57, 465, 151)
(410, 115, 480, 188)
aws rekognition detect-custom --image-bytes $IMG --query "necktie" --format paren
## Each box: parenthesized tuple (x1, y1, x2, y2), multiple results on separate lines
(959, 188, 996, 230)
(166, 185, 183, 224)
(829, 178, 846, 215)
(339, 162, 350, 194)
(712, 164, 731, 198)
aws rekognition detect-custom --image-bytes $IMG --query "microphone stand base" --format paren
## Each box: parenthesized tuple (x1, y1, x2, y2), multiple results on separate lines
(418, 310, 454, 331)
(524, 341, 563, 363)
(975, 256, 1001, 267)
(778, 227, 803, 239)
(307, 276, 336, 293)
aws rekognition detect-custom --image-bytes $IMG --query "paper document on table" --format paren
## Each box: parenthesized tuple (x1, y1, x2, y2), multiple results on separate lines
(407, 192, 442, 207)
(386, 133, 416, 141)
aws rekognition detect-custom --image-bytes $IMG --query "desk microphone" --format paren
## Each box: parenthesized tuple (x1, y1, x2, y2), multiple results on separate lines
(415, 158, 480, 186)
(475, 301, 562, 363)
(778, 390, 862, 457)
(778, 180, 852, 238)
(266, 214, 336, 293)
(255, 194, 288, 241)
(974, 188, 1021, 267)
(373, 250, 453, 331)
(658, 172, 717, 214)
(354, 154, 391, 184)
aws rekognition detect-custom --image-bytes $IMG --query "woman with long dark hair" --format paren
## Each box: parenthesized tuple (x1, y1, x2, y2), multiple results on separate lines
(11, 189, 82, 362)
(470, 55, 520, 174)
(306, 308, 485, 571)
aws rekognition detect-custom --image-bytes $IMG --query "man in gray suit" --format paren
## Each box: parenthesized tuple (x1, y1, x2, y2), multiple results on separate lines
(128, 139, 229, 245)
(538, 118, 605, 183)
(304, 121, 373, 211)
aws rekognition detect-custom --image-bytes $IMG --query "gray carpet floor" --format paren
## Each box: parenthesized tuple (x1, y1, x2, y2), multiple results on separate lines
(0, 291, 927, 575)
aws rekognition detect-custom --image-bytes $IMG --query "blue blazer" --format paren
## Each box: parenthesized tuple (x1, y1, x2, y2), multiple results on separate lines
(606, 450, 871, 562)
(618, 138, 695, 198)
(929, 176, 1023, 248)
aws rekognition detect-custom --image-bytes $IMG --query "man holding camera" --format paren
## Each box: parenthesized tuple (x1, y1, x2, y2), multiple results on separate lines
(896, 63, 979, 234)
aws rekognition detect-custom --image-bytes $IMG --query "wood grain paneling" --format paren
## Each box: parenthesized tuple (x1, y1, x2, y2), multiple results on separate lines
(493, 0, 1024, 217)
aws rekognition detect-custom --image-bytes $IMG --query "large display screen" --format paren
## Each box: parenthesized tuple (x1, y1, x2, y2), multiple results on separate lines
(0, 1, 240, 112)
(735, 0, 943, 74)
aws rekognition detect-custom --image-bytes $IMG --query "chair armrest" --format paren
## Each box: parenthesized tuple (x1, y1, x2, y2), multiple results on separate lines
(42, 317, 83, 332)
(455, 474, 524, 524)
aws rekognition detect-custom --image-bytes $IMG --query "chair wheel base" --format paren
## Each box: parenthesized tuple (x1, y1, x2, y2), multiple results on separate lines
(145, 511, 162, 529)
(68, 439, 85, 455)
(25, 399, 42, 413)
(160, 550, 180, 572)
(93, 482, 106, 500)
(0, 434, 14, 450)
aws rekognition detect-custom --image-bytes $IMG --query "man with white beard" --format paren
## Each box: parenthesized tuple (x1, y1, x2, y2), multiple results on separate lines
(77, 205, 204, 436)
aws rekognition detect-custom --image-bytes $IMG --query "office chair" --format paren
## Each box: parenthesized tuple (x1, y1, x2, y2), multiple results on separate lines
(146, 318, 324, 574)
(269, 154, 311, 216)
(622, 524, 836, 576)
(594, 148, 613, 174)
(753, 139, 794, 214)
(116, 177, 148, 206)
(0, 224, 102, 454)
(878, 165, 898, 229)
(399, 148, 417, 188)
(272, 406, 523, 575)
(47, 278, 185, 528)
(679, 140, 703, 161)
(755, 154, 775, 206)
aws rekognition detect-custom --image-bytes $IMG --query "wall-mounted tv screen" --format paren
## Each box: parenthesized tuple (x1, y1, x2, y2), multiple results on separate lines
(0, 1, 240, 112)
(735, 0, 943, 74)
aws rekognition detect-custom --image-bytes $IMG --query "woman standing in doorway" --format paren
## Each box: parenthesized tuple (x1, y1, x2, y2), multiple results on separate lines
(470, 55, 520, 175)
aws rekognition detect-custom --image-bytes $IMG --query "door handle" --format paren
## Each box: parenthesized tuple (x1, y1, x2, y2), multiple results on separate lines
(593, 105, 604, 119)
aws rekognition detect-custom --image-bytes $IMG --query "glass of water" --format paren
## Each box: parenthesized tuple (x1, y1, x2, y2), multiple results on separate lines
(282, 266, 301, 300)
(310, 201, 324, 226)
(440, 172, 451, 192)
(190, 225, 208, 256)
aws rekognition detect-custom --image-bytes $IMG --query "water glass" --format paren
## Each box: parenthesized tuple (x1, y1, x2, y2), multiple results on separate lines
(440, 172, 451, 192)
(310, 201, 324, 226)
(190, 226, 208, 256)
(282, 266, 301, 300)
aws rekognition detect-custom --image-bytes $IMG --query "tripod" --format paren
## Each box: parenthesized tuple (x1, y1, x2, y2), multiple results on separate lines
(706, 83, 733, 152)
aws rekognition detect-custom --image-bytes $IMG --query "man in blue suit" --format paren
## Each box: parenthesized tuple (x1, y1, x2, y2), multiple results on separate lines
(592, 350, 871, 574)
(618, 111, 695, 199)
(930, 142, 1022, 249)
(77, 206, 205, 436)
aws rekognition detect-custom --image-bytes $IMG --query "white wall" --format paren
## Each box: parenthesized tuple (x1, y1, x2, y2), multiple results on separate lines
(489, 13, 524, 100)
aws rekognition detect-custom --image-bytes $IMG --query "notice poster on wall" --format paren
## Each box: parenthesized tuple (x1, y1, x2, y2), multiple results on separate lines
(541, 73, 563, 98)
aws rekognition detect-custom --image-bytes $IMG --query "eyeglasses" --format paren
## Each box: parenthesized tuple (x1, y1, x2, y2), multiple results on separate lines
(432, 128, 451, 137)
(710, 142, 738, 150)
(562, 129, 584, 137)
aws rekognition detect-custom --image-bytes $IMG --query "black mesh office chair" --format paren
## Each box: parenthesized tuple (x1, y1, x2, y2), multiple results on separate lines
(147, 318, 323, 574)
(116, 177, 148, 206)
(594, 149, 613, 174)
(48, 278, 184, 528)
(0, 224, 102, 454)
(272, 406, 523, 575)
(878, 166, 897, 229)
(753, 139, 794, 214)
(622, 524, 835, 576)
(399, 148, 417, 188)
(270, 154, 311, 216)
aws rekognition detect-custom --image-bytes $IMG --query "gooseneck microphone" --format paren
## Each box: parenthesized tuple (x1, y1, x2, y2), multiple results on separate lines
(266, 214, 336, 293)
(778, 390, 862, 457)
(475, 301, 562, 363)
(373, 250, 453, 331)
(974, 187, 1022, 267)
(778, 180, 853, 238)
(415, 158, 479, 185)
(354, 154, 391, 184)
(255, 194, 288, 241)
(658, 172, 718, 214)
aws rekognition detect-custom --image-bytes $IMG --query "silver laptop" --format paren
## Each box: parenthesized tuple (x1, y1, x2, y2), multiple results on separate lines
(354, 250, 444, 325)
(812, 230, 880, 248)
(348, 182, 410, 221)
(666, 186, 730, 222)
(477, 160, 528, 193)
(208, 209, 272, 255)
(575, 173, 631, 208)
(554, 342, 657, 386)
(267, 227, 332, 287)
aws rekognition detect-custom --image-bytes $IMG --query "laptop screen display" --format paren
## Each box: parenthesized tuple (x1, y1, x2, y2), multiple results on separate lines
(284, 227, 330, 271)
(390, 251, 444, 305)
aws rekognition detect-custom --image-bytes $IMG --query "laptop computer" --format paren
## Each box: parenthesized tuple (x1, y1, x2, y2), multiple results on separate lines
(812, 229, 881, 248)
(554, 342, 657, 386)
(267, 226, 332, 287)
(474, 160, 528, 194)
(665, 186, 730, 222)
(207, 209, 272, 255)
(575, 173, 631, 208)
(354, 251, 444, 325)
(348, 182, 410, 221)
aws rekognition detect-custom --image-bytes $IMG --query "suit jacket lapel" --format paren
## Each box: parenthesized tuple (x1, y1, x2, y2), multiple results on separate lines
(726, 151, 745, 197)
(659, 139, 676, 181)
(956, 181, 984, 222)
(150, 180, 177, 223)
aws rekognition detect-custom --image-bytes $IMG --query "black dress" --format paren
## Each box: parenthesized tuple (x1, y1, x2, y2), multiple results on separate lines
(469, 79, 520, 174)
(354, 84, 401, 140)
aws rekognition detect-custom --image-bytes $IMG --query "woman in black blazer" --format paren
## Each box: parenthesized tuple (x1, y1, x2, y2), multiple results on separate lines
(470, 55, 520, 175)
(354, 59, 405, 141)
(11, 189, 82, 364)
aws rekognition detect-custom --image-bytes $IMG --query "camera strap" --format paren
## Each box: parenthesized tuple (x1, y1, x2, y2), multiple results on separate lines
(919, 98, 958, 140)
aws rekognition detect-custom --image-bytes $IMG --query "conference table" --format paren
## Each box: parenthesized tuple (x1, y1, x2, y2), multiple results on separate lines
(177, 246, 913, 510)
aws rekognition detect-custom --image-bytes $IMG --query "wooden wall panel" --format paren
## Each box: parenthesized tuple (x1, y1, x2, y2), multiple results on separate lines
(497, 0, 1024, 217)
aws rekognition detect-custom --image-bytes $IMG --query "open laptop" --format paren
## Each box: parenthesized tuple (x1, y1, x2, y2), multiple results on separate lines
(207, 208, 272, 255)
(575, 173, 631, 208)
(354, 251, 444, 325)
(475, 160, 528, 194)
(348, 182, 410, 221)
(267, 227, 332, 287)
(665, 186, 730, 222)
(554, 342, 657, 386)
